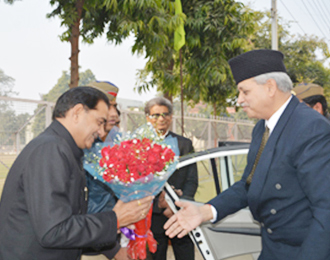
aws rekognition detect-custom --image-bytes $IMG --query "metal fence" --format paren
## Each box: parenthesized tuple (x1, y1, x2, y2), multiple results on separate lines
(0, 96, 255, 178)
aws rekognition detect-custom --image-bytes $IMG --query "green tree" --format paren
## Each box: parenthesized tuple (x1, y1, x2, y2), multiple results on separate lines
(47, 0, 170, 89)
(0, 69, 30, 147)
(134, 0, 255, 115)
(250, 11, 330, 99)
(47, 0, 112, 88)
(0, 69, 17, 97)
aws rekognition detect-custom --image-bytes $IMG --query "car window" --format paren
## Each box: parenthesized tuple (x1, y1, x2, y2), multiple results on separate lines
(194, 153, 248, 203)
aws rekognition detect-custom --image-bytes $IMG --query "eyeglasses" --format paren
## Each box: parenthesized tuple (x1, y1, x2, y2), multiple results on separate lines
(148, 113, 171, 120)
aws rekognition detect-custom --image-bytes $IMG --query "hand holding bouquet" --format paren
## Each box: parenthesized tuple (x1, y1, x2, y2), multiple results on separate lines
(84, 123, 179, 259)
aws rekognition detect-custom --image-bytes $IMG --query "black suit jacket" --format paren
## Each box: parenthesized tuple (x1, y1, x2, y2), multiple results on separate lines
(151, 131, 198, 234)
(0, 120, 118, 260)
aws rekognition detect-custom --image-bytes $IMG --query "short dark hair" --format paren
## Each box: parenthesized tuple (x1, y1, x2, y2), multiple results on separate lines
(52, 87, 109, 120)
(303, 95, 328, 116)
(144, 97, 173, 115)
(115, 106, 121, 117)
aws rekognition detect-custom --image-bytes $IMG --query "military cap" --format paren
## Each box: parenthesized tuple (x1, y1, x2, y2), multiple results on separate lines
(292, 83, 324, 100)
(228, 49, 287, 84)
(87, 81, 119, 101)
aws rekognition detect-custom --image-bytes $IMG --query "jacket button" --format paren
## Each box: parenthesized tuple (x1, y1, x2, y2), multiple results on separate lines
(270, 209, 277, 215)
(267, 228, 273, 234)
(260, 222, 265, 227)
(275, 183, 282, 190)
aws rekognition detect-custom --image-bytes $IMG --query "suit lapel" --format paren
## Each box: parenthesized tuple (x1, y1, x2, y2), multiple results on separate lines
(248, 95, 300, 215)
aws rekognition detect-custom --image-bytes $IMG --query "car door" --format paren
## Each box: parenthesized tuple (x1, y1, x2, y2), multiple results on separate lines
(172, 145, 261, 260)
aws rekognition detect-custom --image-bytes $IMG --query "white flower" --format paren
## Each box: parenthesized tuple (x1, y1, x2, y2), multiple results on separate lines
(157, 171, 166, 176)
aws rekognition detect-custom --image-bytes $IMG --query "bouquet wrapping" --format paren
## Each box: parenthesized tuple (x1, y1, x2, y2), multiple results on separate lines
(83, 123, 179, 259)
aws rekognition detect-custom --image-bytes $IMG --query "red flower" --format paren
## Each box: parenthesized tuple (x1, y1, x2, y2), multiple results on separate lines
(100, 137, 175, 184)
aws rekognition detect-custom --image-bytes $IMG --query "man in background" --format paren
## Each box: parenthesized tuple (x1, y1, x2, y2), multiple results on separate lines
(292, 82, 329, 118)
(145, 97, 198, 260)
(82, 82, 129, 260)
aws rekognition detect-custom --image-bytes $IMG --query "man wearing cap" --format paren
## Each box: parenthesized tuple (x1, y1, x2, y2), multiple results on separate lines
(82, 81, 127, 260)
(164, 49, 330, 260)
(293, 83, 329, 118)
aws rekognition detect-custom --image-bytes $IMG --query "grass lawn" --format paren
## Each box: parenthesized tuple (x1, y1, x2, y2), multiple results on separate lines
(0, 153, 16, 198)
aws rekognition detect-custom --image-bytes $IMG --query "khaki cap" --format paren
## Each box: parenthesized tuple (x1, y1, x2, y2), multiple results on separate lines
(292, 83, 324, 100)
(87, 81, 119, 101)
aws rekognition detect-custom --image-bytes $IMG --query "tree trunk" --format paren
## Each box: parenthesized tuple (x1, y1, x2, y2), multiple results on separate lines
(213, 103, 217, 147)
(69, 0, 84, 88)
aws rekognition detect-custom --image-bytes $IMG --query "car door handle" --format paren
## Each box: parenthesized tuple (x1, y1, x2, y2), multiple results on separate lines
(209, 227, 261, 236)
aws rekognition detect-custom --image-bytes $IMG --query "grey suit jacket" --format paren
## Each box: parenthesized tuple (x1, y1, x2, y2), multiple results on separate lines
(0, 120, 118, 260)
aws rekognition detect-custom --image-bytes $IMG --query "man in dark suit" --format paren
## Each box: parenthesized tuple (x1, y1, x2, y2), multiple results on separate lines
(164, 49, 330, 260)
(145, 97, 198, 260)
(0, 87, 153, 260)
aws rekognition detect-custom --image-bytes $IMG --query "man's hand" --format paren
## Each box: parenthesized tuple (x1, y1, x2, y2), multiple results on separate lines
(113, 196, 154, 227)
(158, 191, 168, 209)
(114, 247, 130, 260)
(164, 201, 213, 238)
(163, 207, 174, 218)
(158, 188, 183, 218)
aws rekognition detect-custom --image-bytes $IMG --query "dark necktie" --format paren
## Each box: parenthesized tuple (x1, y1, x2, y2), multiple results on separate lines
(246, 126, 270, 185)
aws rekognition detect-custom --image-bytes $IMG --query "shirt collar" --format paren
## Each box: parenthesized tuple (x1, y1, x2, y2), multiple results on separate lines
(266, 95, 292, 135)
(160, 129, 170, 139)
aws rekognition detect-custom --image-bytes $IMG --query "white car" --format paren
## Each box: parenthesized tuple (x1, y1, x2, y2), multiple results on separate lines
(165, 143, 261, 260)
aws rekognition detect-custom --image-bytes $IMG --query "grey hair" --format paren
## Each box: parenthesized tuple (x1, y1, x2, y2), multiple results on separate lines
(144, 97, 173, 115)
(254, 72, 293, 93)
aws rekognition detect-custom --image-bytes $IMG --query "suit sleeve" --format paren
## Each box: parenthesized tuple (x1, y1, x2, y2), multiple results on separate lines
(208, 172, 249, 221)
(24, 142, 118, 249)
(293, 120, 330, 259)
(207, 122, 261, 221)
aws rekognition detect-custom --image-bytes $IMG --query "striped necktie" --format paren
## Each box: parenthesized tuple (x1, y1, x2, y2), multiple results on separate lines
(246, 126, 270, 185)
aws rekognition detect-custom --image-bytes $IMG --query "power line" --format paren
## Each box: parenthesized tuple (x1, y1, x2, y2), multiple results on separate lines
(301, 0, 328, 39)
(318, 0, 330, 26)
(310, 0, 330, 34)
(279, 0, 306, 35)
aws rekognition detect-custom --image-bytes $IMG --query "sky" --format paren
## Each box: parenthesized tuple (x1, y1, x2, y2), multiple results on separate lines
(1, 0, 329, 102)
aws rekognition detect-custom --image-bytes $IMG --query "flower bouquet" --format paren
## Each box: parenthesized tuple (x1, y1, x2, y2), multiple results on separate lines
(83, 123, 179, 259)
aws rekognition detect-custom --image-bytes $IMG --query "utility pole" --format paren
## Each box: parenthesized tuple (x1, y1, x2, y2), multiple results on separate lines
(271, 0, 278, 50)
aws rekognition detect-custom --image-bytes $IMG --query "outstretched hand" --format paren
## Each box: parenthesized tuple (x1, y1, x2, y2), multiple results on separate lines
(163, 201, 213, 238)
